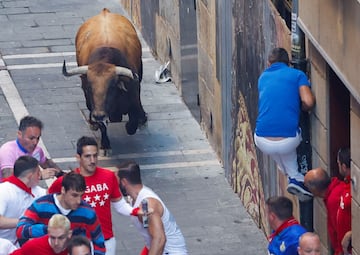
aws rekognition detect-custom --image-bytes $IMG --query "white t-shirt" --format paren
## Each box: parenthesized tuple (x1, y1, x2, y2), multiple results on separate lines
(131, 186, 188, 255)
(0, 238, 17, 254)
(0, 182, 46, 243)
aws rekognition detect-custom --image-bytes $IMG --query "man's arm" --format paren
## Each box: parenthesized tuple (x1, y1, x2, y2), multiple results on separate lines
(0, 215, 18, 229)
(16, 207, 47, 239)
(147, 198, 166, 255)
(299, 85, 316, 111)
(87, 210, 106, 255)
(39, 158, 62, 180)
(111, 197, 133, 215)
(41, 158, 61, 171)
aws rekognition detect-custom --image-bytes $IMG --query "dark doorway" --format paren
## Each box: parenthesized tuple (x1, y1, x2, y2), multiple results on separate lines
(328, 67, 350, 177)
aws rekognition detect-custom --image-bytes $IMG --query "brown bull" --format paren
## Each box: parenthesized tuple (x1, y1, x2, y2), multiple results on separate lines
(63, 8, 147, 155)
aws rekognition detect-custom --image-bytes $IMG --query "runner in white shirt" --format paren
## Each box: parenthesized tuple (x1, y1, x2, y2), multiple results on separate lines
(0, 156, 46, 245)
(117, 161, 188, 255)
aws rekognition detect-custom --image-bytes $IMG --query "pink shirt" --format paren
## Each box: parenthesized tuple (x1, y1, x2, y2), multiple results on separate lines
(0, 140, 46, 181)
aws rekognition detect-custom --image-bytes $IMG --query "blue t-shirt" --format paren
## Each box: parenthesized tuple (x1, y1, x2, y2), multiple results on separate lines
(255, 62, 310, 137)
(268, 224, 307, 255)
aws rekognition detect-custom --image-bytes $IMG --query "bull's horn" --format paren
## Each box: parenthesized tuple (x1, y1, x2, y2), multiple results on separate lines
(115, 67, 134, 79)
(62, 60, 88, 76)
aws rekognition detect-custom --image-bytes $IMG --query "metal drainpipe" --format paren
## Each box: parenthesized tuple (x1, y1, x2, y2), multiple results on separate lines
(291, 0, 314, 232)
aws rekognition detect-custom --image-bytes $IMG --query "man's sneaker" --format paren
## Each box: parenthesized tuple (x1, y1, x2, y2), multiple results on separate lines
(287, 178, 313, 202)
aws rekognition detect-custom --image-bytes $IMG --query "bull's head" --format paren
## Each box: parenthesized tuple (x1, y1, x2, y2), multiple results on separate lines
(62, 60, 136, 121)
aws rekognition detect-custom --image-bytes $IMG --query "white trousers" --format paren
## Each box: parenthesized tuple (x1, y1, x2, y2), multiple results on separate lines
(105, 237, 116, 255)
(254, 133, 304, 182)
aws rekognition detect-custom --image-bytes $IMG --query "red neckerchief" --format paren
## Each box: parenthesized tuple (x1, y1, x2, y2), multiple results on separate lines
(268, 217, 300, 242)
(4, 175, 34, 197)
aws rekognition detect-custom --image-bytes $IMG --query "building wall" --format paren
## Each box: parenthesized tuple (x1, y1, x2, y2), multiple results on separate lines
(298, 0, 360, 103)
(299, 1, 360, 253)
(196, 0, 223, 160)
(351, 97, 360, 255)
(230, 0, 294, 231)
(307, 42, 330, 255)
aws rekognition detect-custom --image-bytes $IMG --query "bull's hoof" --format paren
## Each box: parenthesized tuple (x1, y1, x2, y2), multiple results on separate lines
(137, 114, 148, 131)
(99, 148, 112, 157)
(90, 123, 100, 131)
(125, 122, 137, 135)
(139, 114, 148, 126)
(138, 122, 147, 130)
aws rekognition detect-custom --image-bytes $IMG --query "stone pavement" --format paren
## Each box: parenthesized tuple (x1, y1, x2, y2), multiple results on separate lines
(0, 0, 268, 254)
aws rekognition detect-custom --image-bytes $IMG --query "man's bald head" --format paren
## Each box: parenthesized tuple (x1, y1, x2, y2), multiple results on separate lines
(298, 232, 321, 255)
(304, 168, 331, 197)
